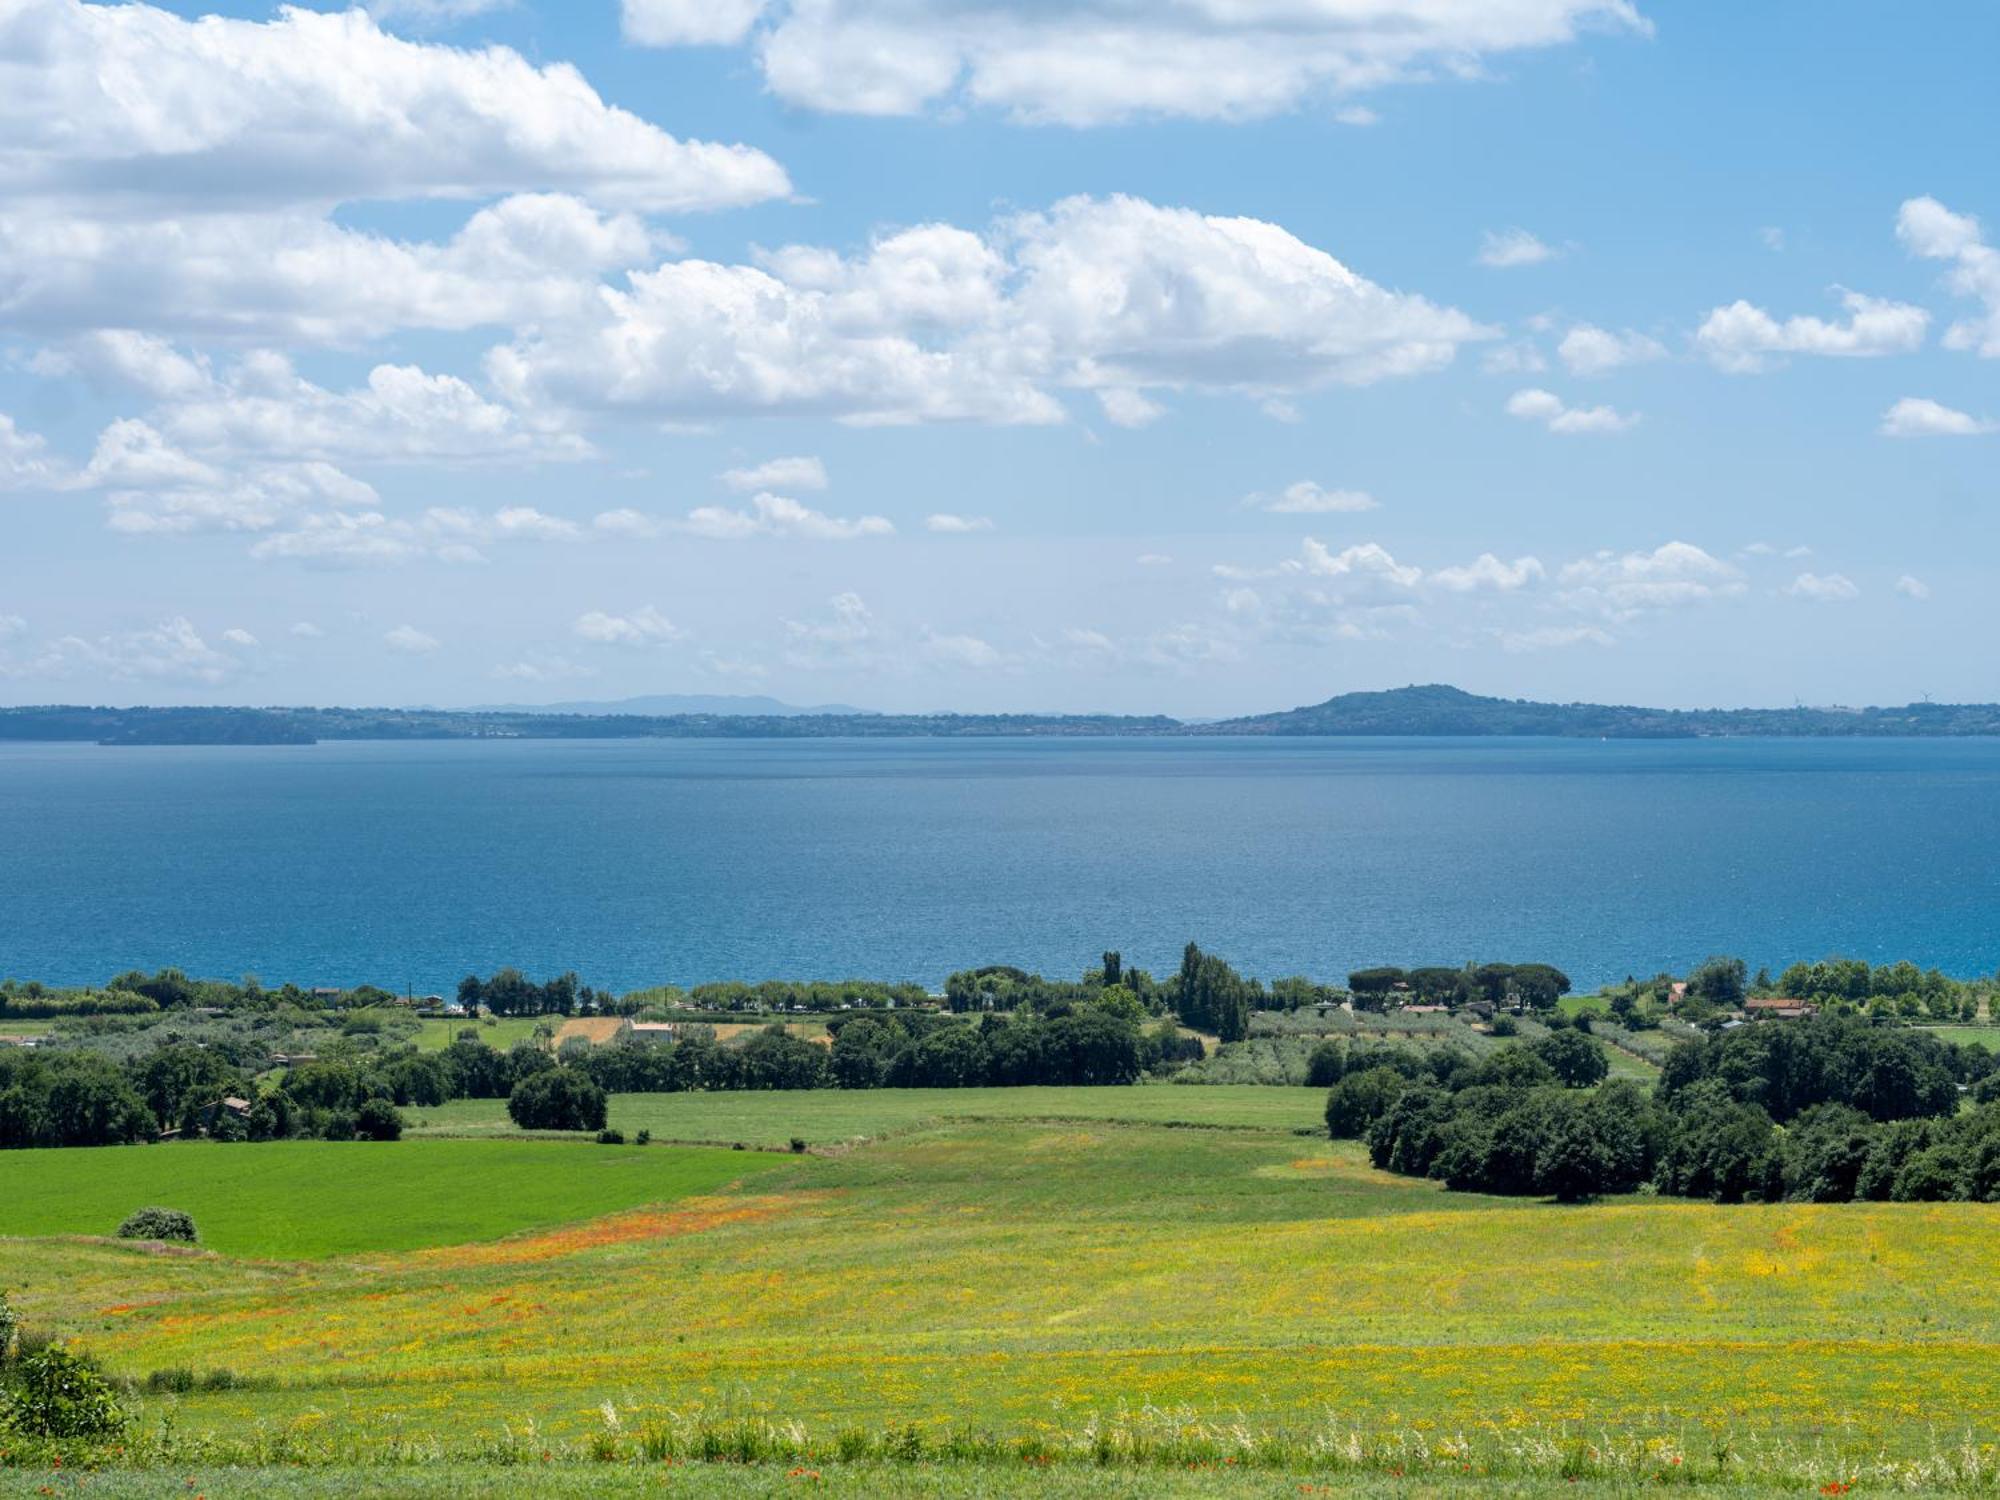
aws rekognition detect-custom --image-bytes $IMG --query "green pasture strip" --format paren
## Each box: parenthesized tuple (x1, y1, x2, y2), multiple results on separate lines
(3, 1464, 1924, 1500)
(406, 1084, 1327, 1147)
(0, 1138, 785, 1257)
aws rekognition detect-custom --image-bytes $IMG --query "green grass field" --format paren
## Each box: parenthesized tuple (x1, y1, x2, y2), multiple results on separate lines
(4, 1084, 2000, 1494)
(409, 1083, 1329, 1146)
(0, 1466, 1882, 1500)
(1923, 1024, 2000, 1052)
(0, 1139, 784, 1257)
(1593, 1035, 1660, 1079)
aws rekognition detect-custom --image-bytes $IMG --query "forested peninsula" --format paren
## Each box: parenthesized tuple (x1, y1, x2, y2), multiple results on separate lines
(6, 682, 2000, 745)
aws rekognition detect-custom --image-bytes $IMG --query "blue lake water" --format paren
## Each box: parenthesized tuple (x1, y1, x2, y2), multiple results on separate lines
(2, 735, 1997, 993)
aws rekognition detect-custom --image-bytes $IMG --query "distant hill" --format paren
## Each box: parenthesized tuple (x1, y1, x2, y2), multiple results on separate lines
(469, 693, 874, 718)
(0, 705, 1180, 746)
(1207, 683, 2000, 738)
(5, 684, 2000, 745)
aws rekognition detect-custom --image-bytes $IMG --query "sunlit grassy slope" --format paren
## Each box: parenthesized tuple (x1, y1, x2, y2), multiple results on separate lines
(2, 1085, 1997, 1475)
(408, 1082, 1330, 1145)
(0, 1139, 783, 1257)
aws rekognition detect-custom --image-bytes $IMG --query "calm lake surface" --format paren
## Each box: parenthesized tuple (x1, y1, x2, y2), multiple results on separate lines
(3, 736, 1997, 992)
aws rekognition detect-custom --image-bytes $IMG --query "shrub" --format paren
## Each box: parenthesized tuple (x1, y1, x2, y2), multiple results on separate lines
(0, 1343, 126, 1438)
(1324, 1066, 1409, 1139)
(507, 1068, 608, 1132)
(0, 1289, 15, 1359)
(596, 1129, 626, 1145)
(1303, 1041, 1345, 1089)
(115, 1207, 197, 1243)
(635, 1129, 651, 1145)
(353, 1098, 404, 1141)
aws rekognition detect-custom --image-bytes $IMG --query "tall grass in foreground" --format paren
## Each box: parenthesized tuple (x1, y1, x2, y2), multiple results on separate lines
(9, 1407, 2000, 1490)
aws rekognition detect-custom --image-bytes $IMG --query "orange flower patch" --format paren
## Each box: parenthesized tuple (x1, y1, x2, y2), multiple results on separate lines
(418, 1194, 814, 1267)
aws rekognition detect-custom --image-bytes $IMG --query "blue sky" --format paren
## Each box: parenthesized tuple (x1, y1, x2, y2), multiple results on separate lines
(1, 0, 1996, 714)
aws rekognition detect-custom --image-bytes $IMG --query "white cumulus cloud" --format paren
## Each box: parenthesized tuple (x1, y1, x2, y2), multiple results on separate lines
(250, 506, 577, 566)
(0, 1, 788, 213)
(490, 652, 599, 683)
(1505, 387, 1638, 434)
(1695, 290, 1928, 373)
(1431, 554, 1546, 593)
(1880, 396, 1994, 437)
(783, 591, 876, 668)
(1785, 571, 1860, 603)
(1558, 325, 1666, 377)
(0, 414, 67, 490)
(1558, 541, 1744, 619)
(720, 456, 828, 492)
(368, 0, 515, 25)
(7, 616, 241, 684)
(1296, 539, 1423, 592)
(624, 0, 1648, 126)
(2, 194, 670, 346)
(921, 630, 1005, 669)
(384, 624, 441, 654)
(1247, 481, 1379, 514)
(926, 513, 994, 533)
(681, 492, 895, 541)
(1477, 228, 1560, 268)
(574, 605, 685, 645)
(488, 194, 1490, 427)
(622, 0, 768, 46)
(1898, 195, 2000, 357)
(1097, 388, 1165, 428)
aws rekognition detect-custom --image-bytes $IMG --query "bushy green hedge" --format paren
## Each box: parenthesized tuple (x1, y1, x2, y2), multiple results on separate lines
(507, 1068, 608, 1131)
(0, 1342, 127, 1438)
(116, 1206, 197, 1242)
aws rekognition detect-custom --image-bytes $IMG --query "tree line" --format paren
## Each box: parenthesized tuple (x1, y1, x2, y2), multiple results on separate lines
(1343, 962, 1573, 1011)
(0, 1045, 407, 1149)
(0, 997, 1207, 1149)
(1323, 1015, 1999, 1202)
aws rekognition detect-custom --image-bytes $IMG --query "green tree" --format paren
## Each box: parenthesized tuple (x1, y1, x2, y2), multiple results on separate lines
(1346, 967, 1407, 1011)
(0, 1343, 127, 1438)
(1687, 955, 1748, 1006)
(1653, 1081, 1778, 1202)
(506, 1069, 608, 1132)
(830, 1017, 902, 1089)
(1324, 1066, 1408, 1139)
(1406, 967, 1469, 1004)
(1304, 1040, 1345, 1089)
(354, 1099, 404, 1141)
(1531, 1029, 1609, 1088)
(894, 1025, 988, 1088)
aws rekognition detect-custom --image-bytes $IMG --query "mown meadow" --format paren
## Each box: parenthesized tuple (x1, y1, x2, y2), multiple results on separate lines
(0, 1139, 785, 1258)
(406, 1081, 1329, 1146)
(4, 1084, 1999, 1494)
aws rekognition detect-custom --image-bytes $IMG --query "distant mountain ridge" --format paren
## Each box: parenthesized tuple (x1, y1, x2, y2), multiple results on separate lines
(3, 684, 1999, 745)
(1206, 683, 2000, 738)
(468, 693, 874, 718)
